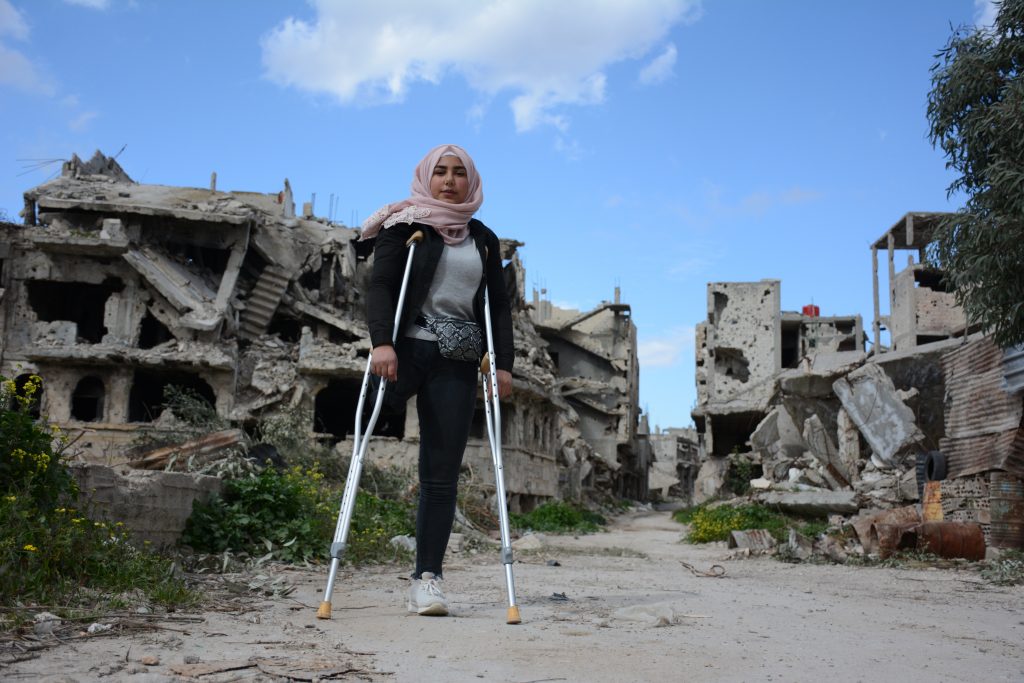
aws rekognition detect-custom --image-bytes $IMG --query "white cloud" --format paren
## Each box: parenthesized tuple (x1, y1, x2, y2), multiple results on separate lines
(638, 43, 676, 85)
(554, 135, 586, 160)
(69, 110, 98, 131)
(0, 0, 29, 40)
(63, 0, 111, 9)
(737, 186, 822, 216)
(0, 1, 57, 95)
(261, 0, 702, 131)
(974, 0, 998, 27)
(0, 42, 55, 95)
(638, 326, 694, 368)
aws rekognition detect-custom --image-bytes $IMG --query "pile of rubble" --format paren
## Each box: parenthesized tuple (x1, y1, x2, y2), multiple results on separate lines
(696, 332, 1024, 558)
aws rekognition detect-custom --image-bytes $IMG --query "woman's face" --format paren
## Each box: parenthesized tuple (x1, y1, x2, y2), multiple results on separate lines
(429, 155, 469, 204)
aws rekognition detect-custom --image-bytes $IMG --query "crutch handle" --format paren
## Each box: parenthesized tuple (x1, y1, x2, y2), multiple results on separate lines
(480, 354, 490, 375)
(406, 230, 425, 246)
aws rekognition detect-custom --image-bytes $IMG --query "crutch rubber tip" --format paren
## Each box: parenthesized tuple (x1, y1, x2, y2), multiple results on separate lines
(506, 606, 522, 624)
(316, 601, 332, 620)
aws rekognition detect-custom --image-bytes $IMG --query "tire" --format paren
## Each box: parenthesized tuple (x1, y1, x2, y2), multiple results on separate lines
(924, 450, 947, 482)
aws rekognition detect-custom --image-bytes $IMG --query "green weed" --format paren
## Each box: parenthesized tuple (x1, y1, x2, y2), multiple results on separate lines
(0, 375, 197, 615)
(511, 501, 606, 534)
(182, 464, 415, 565)
(674, 503, 825, 544)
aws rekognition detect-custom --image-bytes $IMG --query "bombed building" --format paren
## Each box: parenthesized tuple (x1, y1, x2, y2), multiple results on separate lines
(529, 287, 648, 500)
(0, 151, 649, 512)
(689, 212, 1024, 552)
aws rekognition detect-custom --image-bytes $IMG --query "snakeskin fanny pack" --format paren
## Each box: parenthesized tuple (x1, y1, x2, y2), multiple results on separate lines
(416, 315, 483, 363)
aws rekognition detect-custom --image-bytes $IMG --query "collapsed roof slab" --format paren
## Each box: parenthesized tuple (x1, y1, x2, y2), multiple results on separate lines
(122, 246, 220, 330)
(23, 343, 236, 371)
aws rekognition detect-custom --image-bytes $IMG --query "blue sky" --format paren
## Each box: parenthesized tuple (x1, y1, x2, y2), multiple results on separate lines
(0, 0, 994, 430)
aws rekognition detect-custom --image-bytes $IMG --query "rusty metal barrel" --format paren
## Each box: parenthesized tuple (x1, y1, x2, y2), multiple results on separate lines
(990, 472, 1024, 549)
(915, 521, 986, 560)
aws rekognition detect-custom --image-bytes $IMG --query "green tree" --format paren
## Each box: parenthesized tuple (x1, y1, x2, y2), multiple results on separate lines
(926, 0, 1024, 348)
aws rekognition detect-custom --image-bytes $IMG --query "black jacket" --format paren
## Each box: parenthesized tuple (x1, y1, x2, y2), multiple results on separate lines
(365, 219, 514, 371)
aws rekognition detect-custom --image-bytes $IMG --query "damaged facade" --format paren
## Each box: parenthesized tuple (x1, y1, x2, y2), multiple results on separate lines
(689, 211, 1024, 551)
(0, 151, 649, 513)
(529, 287, 649, 500)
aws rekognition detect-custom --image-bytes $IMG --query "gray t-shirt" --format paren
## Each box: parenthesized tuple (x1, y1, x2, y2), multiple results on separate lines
(405, 236, 482, 341)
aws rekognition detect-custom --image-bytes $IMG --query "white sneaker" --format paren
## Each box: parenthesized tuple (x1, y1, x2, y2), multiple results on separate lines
(407, 572, 449, 616)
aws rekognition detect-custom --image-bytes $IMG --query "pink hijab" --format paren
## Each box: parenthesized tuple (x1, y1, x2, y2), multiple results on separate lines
(360, 144, 483, 246)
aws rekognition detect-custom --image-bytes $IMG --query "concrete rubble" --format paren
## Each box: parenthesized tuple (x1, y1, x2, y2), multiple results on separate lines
(689, 210, 1024, 554)
(0, 150, 659, 536)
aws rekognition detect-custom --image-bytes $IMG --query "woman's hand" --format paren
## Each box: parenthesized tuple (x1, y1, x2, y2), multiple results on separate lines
(496, 369, 512, 399)
(371, 345, 398, 381)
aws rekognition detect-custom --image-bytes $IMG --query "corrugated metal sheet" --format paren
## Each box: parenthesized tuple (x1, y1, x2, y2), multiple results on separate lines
(941, 430, 1024, 479)
(942, 337, 1024, 478)
(1004, 343, 1024, 395)
(943, 338, 1022, 438)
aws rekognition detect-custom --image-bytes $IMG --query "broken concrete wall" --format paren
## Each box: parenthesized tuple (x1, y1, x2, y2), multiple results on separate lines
(833, 363, 925, 468)
(891, 265, 968, 351)
(701, 280, 780, 409)
(71, 463, 222, 548)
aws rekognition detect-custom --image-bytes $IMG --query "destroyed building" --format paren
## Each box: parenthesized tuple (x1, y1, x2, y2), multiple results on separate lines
(0, 151, 649, 514)
(529, 287, 649, 500)
(692, 279, 864, 459)
(687, 212, 1024, 551)
(641, 421, 699, 502)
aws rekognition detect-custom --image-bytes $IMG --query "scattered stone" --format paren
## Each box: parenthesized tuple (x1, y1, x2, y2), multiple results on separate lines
(87, 622, 113, 634)
(787, 529, 814, 561)
(33, 612, 61, 636)
(390, 534, 416, 553)
(140, 655, 160, 666)
(546, 559, 561, 566)
(693, 456, 730, 505)
(728, 529, 777, 551)
(512, 533, 546, 551)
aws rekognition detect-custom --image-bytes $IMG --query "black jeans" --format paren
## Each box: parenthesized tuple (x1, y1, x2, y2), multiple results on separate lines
(388, 338, 477, 578)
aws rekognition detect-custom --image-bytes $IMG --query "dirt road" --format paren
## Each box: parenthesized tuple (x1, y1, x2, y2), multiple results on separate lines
(6, 509, 1024, 682)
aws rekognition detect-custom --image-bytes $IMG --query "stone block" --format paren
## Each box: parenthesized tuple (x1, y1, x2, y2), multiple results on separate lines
(72, 464, 223, 549)
(755, 489, 859, 516)
(833, 363, 924, 467)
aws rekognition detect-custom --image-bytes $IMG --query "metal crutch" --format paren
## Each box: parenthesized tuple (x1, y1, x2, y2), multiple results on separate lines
(317, 229, 423, 620)
(480, 282, 522, 625)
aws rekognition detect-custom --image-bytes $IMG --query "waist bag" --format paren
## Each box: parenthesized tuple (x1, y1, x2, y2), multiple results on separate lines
(417, 315, 483, 363)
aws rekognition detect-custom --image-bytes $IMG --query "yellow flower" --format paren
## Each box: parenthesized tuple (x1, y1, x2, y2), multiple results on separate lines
(23, 544, 38, 552)
(3, 495, 15, 503)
